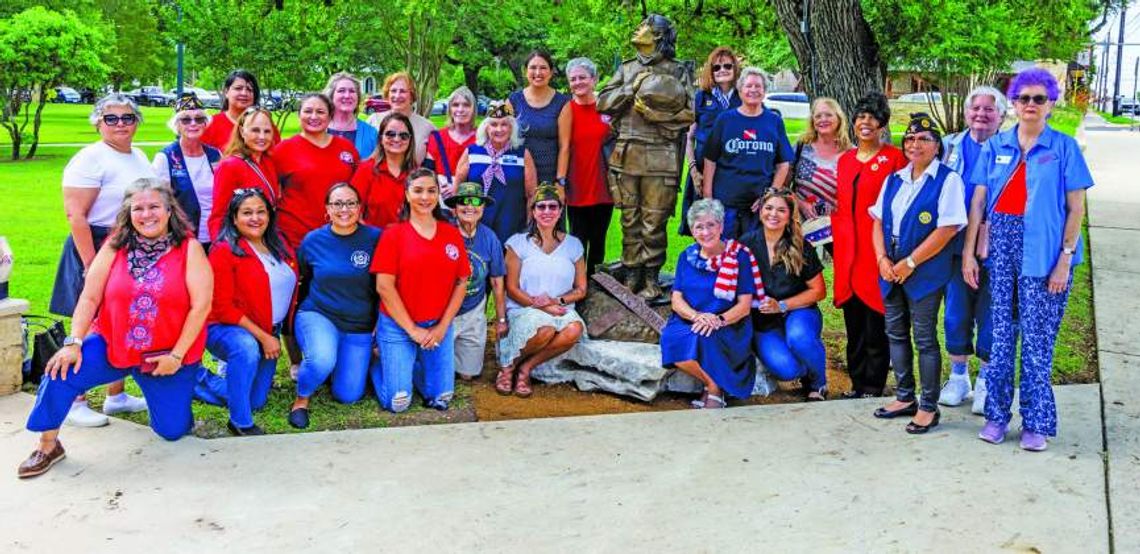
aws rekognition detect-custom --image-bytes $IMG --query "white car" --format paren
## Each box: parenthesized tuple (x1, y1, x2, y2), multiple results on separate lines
(765, 92, 810, 119)
(177, 87, 223, 109)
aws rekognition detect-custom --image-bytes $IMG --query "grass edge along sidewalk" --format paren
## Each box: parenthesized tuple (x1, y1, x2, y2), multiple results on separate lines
(0, 104, 1096, 436)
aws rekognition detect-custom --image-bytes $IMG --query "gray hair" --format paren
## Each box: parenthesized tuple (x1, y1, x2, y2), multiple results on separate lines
(687, 198, 725, 228)
(323, 71, 363, 115)
(445, 86, 477, 128)
(476, 113, 524, 149)
(736, 67, 771, 93)
(964, 85, 1009, 117)
(90, 93, 142, 127)
(165, 110, 212, 136)
(565, 57, 598, 79)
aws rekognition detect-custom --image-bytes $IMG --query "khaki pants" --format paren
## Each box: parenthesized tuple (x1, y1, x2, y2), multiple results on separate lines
(452, 298, 489, 377)
(608, 171, 677, 269)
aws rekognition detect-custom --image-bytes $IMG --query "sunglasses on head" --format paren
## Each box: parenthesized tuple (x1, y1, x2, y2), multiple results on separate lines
(458, 197, 485, 207)
(102, 114, 138, 126)
(534, 201, 561, 212)
(384, 130, 411, 141)
(712, 63, 734, 72)
(1014, 94, 1049, 106)
(178, 116, 209, 126)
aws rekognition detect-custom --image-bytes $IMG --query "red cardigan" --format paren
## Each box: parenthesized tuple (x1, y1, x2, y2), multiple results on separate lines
(831, 144, 906, 314)
(208, 155, 281, 241)
(208, 238, 299, 332)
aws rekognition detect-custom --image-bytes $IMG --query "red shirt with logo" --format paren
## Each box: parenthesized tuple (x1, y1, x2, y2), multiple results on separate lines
(371, 221, 471, 323)
(273, 135, 359, 247)
(351, 158, 408, 229)
(201, 112, 282, 152)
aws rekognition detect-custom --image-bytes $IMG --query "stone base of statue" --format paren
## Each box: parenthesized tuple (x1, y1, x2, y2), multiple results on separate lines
(529, 276, 777, 401)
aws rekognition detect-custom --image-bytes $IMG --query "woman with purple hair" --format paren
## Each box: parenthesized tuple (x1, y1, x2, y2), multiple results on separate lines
(962, 68, 1094, 451)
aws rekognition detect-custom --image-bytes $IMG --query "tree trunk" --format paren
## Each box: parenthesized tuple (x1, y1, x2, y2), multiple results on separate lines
(463, 65, 480, 97)
(26, 86, 48, 160)
(769, 0, 885, 122)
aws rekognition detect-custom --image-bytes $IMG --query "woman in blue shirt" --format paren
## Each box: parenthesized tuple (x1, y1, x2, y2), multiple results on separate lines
(287, 183, 382, 429)
(963, 68, 1094, 451)
(680, 46, 742, 236)
(508, 50, 570, 185)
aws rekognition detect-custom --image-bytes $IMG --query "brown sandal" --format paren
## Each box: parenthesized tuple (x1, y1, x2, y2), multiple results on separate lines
(495, 367, 515, 395)
(514, 367, 533, 398)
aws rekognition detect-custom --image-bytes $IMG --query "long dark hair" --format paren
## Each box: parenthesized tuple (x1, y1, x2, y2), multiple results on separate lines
(216, 187, 291, 262)
(220, 69, 261, 111)
(371, 111, 416, 175)
(108, 178, 193, 250)
(398, 167, 447, 222)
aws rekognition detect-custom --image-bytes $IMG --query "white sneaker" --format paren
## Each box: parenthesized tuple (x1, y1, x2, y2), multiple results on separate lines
(65, 401, 109, 427)
(102, 393, 148, 415)
(938, 373, 972, 406)
(971, 377, 988, 415)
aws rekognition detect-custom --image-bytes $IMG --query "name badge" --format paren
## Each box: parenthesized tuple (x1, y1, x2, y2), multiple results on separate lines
(995, 155, 1013, 165)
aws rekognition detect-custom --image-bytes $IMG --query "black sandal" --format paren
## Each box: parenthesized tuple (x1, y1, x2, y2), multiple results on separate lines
(873, 402, 918, 419)
(905, 410, 941, 434)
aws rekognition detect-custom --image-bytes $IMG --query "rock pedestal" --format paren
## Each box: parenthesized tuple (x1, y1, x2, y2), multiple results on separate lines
(0, 298, 29, 395)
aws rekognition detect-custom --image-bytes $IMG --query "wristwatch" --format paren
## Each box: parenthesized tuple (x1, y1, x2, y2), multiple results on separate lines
(778, 301, 788, 313)
(62, 336, 82, 348)
(1061, 246, 1076, 256)
(498, 318, 507, 323)
(905, 256, 917, 269)
(555, 177, 568, 188)
(557, 296, 566, 306)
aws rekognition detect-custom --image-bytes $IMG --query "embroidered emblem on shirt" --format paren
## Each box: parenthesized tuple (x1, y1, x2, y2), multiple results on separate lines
(918, 211, 933, 224)
(445, 244, 460, 261)
(350, 250, 370, 268)
(871, 164, 879, 171)
(339, 151, 354, 164)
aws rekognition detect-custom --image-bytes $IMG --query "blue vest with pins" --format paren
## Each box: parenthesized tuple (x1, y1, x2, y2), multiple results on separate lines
(879, 163, 954, 301)
(161, 140, 221, 237)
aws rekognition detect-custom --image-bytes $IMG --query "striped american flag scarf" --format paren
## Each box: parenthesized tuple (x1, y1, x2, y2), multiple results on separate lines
(706, 239, 766, 308)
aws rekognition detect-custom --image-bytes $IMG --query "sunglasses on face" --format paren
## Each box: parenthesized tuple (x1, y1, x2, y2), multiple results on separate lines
(712, 63, 734, 72)
(458, 197, 485, 207)
(1014, 94, 1049, 106)
(383, 131, 411, 141)
(327, 200, 360, 211)
(102, 114, 138, 126)
(534, 202, 561, 212)
(178, 116, 209, 126)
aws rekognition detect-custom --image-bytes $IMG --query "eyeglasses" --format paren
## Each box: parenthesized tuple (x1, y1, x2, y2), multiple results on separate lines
(327, 200, 360, 211)
(533, 202, 561, 212)
(903, 136, 939, 145)
(102, 114, 138, 126)
(178, 116, 209, 126)
(1014, 94, 1049, 106)
(458, 197, 485, 207)
(712, 63, 734, 72)
(383, 131, 411, 141)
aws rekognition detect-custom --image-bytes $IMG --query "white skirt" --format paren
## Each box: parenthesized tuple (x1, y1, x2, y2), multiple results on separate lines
(497, 307, 586, 368)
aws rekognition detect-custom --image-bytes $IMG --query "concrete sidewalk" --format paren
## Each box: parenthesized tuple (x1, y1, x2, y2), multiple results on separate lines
(1083, 113, 1140, 554)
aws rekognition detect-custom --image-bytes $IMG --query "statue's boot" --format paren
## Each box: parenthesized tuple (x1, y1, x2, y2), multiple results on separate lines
(639, 266, 665, 301)
(623, 265, 644, 294)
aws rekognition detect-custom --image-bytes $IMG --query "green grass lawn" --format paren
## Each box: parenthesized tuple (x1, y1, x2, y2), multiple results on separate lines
(1094, 109, 1136, 125)
(0, 104, 1097, 436)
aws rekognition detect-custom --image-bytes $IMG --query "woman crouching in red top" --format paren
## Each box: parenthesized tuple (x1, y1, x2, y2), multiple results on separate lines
(208, 107, 279, 241)
(19, 178, 213, 479)
(198, 188, 298, 436)
(274, 93, 359, 248)
(351, 112, 415, 229)
(832, 92, 907, 398)
(372, 168, 470, 412)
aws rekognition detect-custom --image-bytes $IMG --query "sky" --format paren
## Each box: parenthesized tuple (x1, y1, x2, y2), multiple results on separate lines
(1093, 6, 1140, 102)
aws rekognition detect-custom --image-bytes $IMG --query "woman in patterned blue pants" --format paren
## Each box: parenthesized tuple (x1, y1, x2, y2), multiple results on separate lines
(963, 68, 1094, 451)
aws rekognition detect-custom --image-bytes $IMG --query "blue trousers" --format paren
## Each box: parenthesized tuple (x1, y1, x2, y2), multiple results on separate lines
(26, 334, 196, 441)
(294, 310, 375, 403)
(944, 255, 993, 361)
(752, 307, 827, 390)
(374, 313, 455, 412)
(986, 214, 1071, 436)
(203, 324, 278, 428)
(883, 286, 944, 413)
(721, 206, 760, 241)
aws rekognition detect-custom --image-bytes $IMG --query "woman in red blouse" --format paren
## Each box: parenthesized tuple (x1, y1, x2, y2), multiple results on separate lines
(208, 107, 280, 241)
(200, 69, 281, 151)
(19, 179, 213, 478)
(351, 112, 415, 228)
(273, 93, 359, 248)
(559, 57, 614, 276)
(425, 86, 478, 198)
(832, 92, 906, 398)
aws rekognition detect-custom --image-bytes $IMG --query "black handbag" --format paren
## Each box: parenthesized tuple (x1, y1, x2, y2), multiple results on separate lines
(24, 315, 66, 385)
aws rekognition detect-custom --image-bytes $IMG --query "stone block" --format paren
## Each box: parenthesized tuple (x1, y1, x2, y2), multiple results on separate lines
(0, 298, 29, 395)
(0, 315, 22, 347)
(0, 344, 23, 395)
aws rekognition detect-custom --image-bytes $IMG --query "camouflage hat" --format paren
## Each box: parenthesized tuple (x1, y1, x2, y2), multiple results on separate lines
(444, 181, 495, 208)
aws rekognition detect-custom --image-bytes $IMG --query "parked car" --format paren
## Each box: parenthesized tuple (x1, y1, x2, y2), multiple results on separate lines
(430, 100, 447, 116)
(896, 91, 943, 104)
(172, 87, 223, 109)
(125, 86, 175, 107)
(476, 95, 492, 115)
(1119, 99, 1138, 115)
(765, 92, 810, 119)
(364, 94, 391, 115)
(52, 86, 81, 104)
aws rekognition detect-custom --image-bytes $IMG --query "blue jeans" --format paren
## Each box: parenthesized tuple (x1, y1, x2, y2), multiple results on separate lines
(374, 313, 455, 412)
(752, 307, 827, 390)
(294, 310, 375, 403)
(26, 334, 196, 441)
(204, 323, 278, 428)
(722, 206, 760, 241)
(944, 256, 993, 361)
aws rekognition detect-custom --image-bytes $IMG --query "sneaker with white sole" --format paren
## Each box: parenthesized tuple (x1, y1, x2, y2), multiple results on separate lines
(938, 373, 972, 406)
(64, 401, 109, 427)
(970, 377, 988, 415)
(102, 393, 148, 415)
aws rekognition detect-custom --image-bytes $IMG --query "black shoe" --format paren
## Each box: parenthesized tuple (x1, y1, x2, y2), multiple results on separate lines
(905, 410, 941, 434)
(873, 402, 918, 419)
(841, 390, 879, 400)
(287, 408, 309, 429)
(227, 421, 266, 436)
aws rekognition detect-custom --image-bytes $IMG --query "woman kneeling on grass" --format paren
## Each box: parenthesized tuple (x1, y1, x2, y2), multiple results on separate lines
(20, 179, 212, 479)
